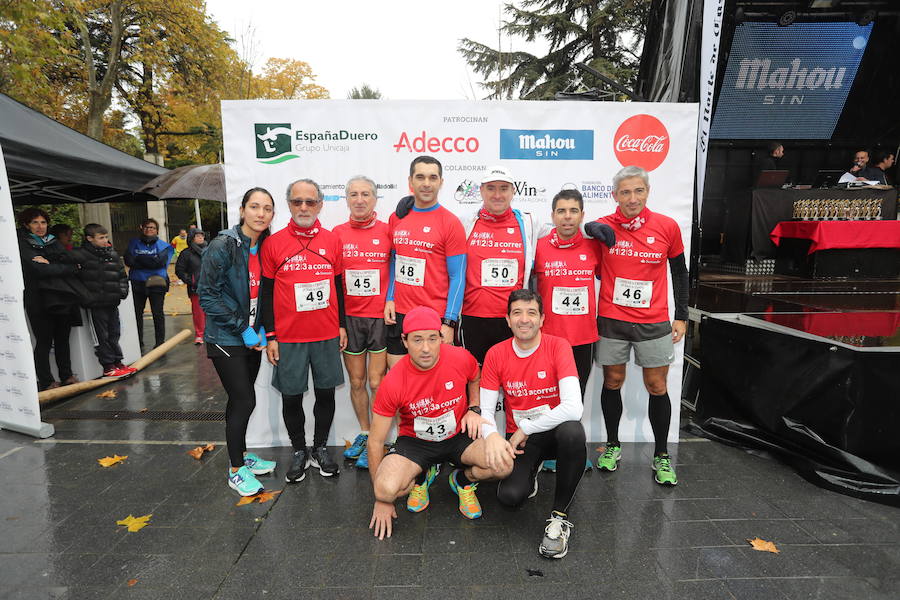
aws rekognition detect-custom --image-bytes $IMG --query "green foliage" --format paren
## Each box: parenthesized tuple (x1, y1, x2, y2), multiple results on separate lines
(459, 0, 650, 100)
(348, 84, 382, 99)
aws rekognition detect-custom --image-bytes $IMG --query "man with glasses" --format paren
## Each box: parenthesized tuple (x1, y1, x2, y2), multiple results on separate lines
(124, 218, 174, 349)
(259, 178, 347, 482)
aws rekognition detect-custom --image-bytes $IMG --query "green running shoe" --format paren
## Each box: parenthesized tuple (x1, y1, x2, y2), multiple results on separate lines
(243, 452, 276, 475)
(227, 466, 264, 497)
(652, 454, 678, 486)
(449, 469, 482, 519)
(597, 445, 622, 472)
(406, 464, 439, 513)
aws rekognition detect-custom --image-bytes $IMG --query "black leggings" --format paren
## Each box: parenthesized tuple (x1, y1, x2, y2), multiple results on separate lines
(572, 343, 594, 397)
(497, 421, 586, 514)
(282, 388, 336, 450)
(211, 350, 262, 468)
(601, 388, 671, 455)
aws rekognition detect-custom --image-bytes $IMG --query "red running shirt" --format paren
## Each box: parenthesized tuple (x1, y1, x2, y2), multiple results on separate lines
(333, 220, 391, 318)
(533, 233, 601, 346)
(596, 211, 684, 323)
(388, 205, 466, 316)
(248, 247, 261, 325)
(462, 214, 525, 318)
(373, 345, 479, 441)
(260, 225, 343, 343)
(481, 334, 578, 433)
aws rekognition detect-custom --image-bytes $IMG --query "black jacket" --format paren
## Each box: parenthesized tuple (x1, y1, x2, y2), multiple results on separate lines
(175, 241, 206, 296)
(17, 228, 82, 316)
(70, 243, 129, 308)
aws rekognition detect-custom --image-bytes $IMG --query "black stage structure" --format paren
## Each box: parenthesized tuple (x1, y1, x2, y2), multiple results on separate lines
(639, 0, 900, 506)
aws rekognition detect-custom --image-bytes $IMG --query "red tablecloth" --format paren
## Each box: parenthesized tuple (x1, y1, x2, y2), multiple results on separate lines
(770, 220, 900, 254)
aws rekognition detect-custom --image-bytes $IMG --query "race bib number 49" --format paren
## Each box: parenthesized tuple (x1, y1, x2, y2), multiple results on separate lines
(481, 258, 518, 287)
(413, 410, 456, 442)
(346, 269, 380, 296)
(613, 277, 652, 308)
(395, 254, 426, 287)
(551, 286, 588, 315)
(294, 280, 330, 312)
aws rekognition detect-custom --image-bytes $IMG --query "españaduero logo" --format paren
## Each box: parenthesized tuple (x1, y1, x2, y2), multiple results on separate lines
(255, 123, 379, 164)
(255, 123, 297, 164)
(499, 129, 594, 160)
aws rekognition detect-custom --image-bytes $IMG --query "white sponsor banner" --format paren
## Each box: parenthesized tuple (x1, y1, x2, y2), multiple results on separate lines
(0, 141, 53, 438)
(222, 99, 697, 445)
(697, 0, 726, 210)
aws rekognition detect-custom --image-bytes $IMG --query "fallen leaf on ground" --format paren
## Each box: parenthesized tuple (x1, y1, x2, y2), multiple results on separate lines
(97, 455, 128, 467)
(747, 537, 780, 553)
(344, 439, 352, 449)
(139, 408, 148, 413)
(204, 443, 215, 451)
(96, 390, 117, 398)
(235, 490, 281, 506)
(186, 443, 216, 460)
(127, 579, 138, 587)
(116, 514, 152, 532)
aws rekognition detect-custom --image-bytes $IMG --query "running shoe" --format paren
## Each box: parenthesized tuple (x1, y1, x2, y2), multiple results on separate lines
(528, 473, 539, 499)
(102, 366, 120, 378)
(652, 453, 678, 486)
(114, 363, 138, 376)
(539, 511, 573, 559)
(406, 464, 439, 513)
(597, 445, 622, 472)
(285, 448, 309, 483)
(449, 469, 482, 519)
(243, 452, 276, 475)
(310, 446, 340, 477)
(343, 433, 368, 459)
(584, 458, 593, 471)
(541, 460, 557, 472)
(193, 336, 203, 345)
(228, 466, 264, 497)
(354, 446, 369, 469)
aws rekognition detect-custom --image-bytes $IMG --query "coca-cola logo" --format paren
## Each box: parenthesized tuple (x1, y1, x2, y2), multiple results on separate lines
(613, 115, 670, 171)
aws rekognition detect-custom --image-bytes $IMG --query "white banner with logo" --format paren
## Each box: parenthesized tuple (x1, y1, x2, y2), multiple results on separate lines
(0, 141, 53, 438)
(222, 99, 697, 446)
(697, 0, 725, 211)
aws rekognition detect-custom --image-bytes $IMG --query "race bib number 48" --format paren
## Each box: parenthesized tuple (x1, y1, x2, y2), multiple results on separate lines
(294, 280, 330, 312)
(346, 269, 380, 296)
(395, 254, 426, 287)
(413, 410, 456, 442)
(551, 286, 588, 315)
(481, 258, 518, 287)
(613, 277, 652, 308)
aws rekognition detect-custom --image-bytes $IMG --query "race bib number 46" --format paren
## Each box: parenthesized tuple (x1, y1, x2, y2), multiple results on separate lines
(413, 410, 456, 442)
(294, 280, 330, 312)
(395, 254, 426, 287)
(481, 258, 518, 287)
(551, 286, 588, 315)
(613, 277, 652, 308)
(346, 269, 380, 297)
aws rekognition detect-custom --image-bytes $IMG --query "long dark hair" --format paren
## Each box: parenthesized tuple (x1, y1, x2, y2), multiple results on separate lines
(239, 187, 274, 247)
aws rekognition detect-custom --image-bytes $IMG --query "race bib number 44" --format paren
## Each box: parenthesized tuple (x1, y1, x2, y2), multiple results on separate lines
(294, 280, 330, 312)
(413, 410, 456, 442)
(481, 258, 518, 287)
(395, 254, 426, 287)
(346, 269, 380, 296)
(551, 286, 588, 315)
(613, 277, 652, 308)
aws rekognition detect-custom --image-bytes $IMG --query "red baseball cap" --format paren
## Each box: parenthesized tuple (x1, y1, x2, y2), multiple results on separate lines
(402, 306, 442, 334)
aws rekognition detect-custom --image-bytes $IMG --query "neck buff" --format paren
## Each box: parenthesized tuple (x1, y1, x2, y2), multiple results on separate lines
(348, 212, 378, 229)
(288, 218, 321, 238)
(609, 206, 651, 231)
(478, 207, 514, 224)
(140, 234, 158, 245)
(548, 228, 583, 249)
(27, 232, 55, 247)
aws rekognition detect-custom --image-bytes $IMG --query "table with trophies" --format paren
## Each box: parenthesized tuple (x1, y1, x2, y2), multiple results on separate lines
(769, 198, 900, 278)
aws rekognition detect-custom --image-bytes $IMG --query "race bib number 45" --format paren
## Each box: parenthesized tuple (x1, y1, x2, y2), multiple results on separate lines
(294, 280, 330, 312)
(481, 258, 518, 287)
(346, 269, 380, 296)
(395, 254, 425, 287)
(413, 410, 456, 442)
(551, 286, 588, 315)
(613, 277, 652, 308)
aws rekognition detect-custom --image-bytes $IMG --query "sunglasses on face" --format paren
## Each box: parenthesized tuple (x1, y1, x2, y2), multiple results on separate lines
(289, 199, 320, 207)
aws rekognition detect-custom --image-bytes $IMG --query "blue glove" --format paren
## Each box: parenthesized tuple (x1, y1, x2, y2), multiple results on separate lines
(257, 326, 267, 348)
(584, 221, 616, 248)
(395, 195, 415, 219)
(241, 326, 261, 347)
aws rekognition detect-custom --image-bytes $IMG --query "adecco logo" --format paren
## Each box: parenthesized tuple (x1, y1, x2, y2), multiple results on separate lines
(393, 131, 480, 153)
(255, 123, 297, 164)
(613, 115, 669, 171)
(499, 129, 593, 160)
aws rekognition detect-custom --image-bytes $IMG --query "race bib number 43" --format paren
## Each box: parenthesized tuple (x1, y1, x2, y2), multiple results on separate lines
(613, 277, 652, 308)
(346, 269, 380, 296)
(294, 280, 330, 312)
(395, 254, 425, 286)
(413, 410, 456, 442)
(551, 286, 588, 315)
(481, 258, 518, 287)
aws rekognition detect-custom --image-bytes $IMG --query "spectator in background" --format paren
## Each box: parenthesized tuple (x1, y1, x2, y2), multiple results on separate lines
(175, 229, 208, 344)
(171, 228, 189, 257)
(869, 150, 895, 185)
(840, 149, 882, 183)
(49, 223, 74, 251)
(758, 141, 784, 172)
(125, 218, 174, 350)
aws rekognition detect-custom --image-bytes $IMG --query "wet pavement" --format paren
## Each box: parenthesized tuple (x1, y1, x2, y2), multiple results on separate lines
(1, 316, 898, 599)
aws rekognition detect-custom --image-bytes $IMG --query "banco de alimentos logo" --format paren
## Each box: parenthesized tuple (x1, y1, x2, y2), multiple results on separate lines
(255, 123, 297, 164)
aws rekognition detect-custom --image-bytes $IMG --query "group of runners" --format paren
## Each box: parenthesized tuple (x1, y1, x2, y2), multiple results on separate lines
(197, 155, 688, 559)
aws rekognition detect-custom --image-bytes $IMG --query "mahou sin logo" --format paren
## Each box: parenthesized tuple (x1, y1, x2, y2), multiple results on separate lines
(613, 115, 669, 171)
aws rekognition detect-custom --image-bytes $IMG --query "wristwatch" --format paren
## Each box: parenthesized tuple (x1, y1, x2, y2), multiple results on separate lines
(441, 318, 458, 328)
(467, 406, 482, 415)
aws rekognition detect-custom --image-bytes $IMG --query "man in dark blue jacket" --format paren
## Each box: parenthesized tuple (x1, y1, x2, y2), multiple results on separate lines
(124, 218, 174, 349)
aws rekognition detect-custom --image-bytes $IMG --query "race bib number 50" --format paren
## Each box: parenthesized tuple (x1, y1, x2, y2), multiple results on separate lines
(613, 277, 652, 308)
(395, 254, 425, 286)
(481, 258, 518, 287)
(413, 411, 456, 442)
(294, 280, 330, 312)
(346, 269, 380, 296)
